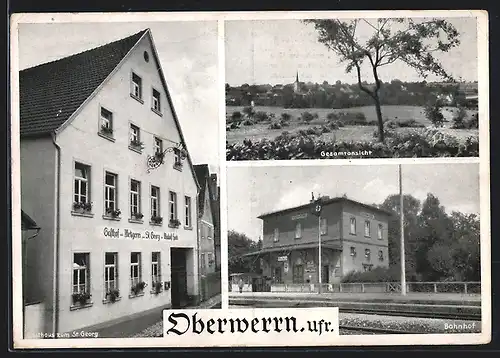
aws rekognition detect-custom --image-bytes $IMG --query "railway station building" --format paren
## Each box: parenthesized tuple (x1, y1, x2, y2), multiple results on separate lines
(19, 29, 201, 336)
(246, 196, 391, 291)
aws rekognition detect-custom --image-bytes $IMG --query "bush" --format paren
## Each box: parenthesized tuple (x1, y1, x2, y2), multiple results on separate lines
(242, 106, 255, 118)
(341, 266, 401, 283)
(398, 119, 425, 128)
(301, 111, 315, 122)
(327, 112, 339, 121)
(451, 106, 468, 129)
(366, 120, 378, 126)
(230, 111, 243, 122)
(424, 102, 445, 127)
(268, 121, 282, 130)
(280, 113, 292, 122)
(467, 113, 479, 129)
(320, 125, 331, 133)
(243, 119, 254, 126)
(328, 121, 339, 130)
(254, 111, 269, 122)
(337, 111, 367, 125)
(226, 128, 479, 160)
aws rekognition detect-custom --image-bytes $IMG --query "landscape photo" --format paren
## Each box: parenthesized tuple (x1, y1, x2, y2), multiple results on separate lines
(225, 17, 480, 160)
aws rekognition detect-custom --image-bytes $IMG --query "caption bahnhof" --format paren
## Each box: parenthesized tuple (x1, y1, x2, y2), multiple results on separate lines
(19, 29, 220, 337)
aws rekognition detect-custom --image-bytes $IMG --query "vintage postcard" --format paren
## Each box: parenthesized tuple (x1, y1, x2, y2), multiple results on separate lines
(10, 10, 490, 349)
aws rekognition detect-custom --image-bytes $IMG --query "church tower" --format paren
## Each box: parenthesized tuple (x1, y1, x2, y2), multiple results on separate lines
(293, 71, 300, 93)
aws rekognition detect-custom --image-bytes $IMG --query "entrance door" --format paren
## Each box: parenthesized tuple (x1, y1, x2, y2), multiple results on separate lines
(292, 264, 304, 283)
(322, 265, 330, 284)
(273, 266, 282, 284)
(170, 248, 188, 308)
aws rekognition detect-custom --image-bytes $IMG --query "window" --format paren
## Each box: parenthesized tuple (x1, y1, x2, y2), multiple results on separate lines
(154, 137, 163, 155)
(350, 246, 356, 257)
(320, 218, 327, 235)
(100, 107, 113, 135)
(273, 227, 279, 242)
(72, 253, 90, 295)
(131, 72, 142, 99)
(200, 253, 206, 271)
(334, 265, 342, 277)
(365, 249, 371, 261)
(152, 252, 161, 285)
(350, 217, 356, 235)
(169, 191, 178, 221)
(151, 186, 160, 218)
(378, 224, 383, 240)
(130, 180, 141, 218)
(185, 196, 192, 227)
(129, 124, 141, 148)
(152, 89, 161, 113)
(363, 264, 373, 272)
(173, 148, 182, 168)
(364, 221, 371, 237)
(295, 222, 302, 239)
(292, 265, 304, 283)
(130, 252, 142, 289)
(104, 253, 118, 296)
(378, 250, 384, 262)
(104, 172, 117, 213)
(74, 162, 90, 205)
(208, 253, 214, 266)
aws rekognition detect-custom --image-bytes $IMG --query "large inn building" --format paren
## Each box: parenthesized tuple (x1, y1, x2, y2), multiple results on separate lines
(248, 196, 391, 289)
(19, 29, 205, 336)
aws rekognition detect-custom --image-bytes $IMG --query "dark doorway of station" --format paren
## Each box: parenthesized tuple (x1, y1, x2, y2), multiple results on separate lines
(170, 248, 189, 309)
(322, 265, 330, 284)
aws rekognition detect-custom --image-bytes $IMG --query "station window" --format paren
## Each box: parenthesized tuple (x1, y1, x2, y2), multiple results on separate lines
(364, 220, 371, 238)
(274, 227, 280, 242)
(377, 224, 383, 240)
(295, 222, 301, 239)
(350, 246, 356, 257)
(365, 248, 371, 261)
(320, 218, 327, 235)
(350, 217, 356, 235)
(378, 250, 384, 262)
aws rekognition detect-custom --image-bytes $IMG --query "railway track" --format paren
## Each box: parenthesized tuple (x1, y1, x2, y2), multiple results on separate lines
(229, 301, 481, 321)
(339, 325, 414, 334)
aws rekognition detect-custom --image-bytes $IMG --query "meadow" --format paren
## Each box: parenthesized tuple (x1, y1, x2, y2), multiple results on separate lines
(225, 105, 478, 145)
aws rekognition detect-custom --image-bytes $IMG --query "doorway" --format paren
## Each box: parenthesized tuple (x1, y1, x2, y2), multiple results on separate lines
(171, 248, 189, 308)
(273, 266, 282, 284)
(322, 265, 330, 284)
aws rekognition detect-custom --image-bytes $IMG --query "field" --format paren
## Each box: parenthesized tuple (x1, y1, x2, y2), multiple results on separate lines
(226, 105, 478, 145)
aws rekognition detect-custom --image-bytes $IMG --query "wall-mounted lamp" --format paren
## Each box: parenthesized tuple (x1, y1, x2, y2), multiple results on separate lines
(147, 142, 188, 173)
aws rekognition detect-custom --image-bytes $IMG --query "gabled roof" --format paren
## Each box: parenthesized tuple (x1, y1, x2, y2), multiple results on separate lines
(20, 29, 148, 137)
(257, 197, 392, 219)
(21, 210, 40, 230)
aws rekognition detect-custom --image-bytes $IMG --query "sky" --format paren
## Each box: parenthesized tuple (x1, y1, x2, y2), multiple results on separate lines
(227, 163, 480, 241)
(225, 17, 478, 86)
(17, 21, 220, 177)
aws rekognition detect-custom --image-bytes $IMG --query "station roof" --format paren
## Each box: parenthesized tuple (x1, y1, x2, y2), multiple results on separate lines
(257, 197, 392, 219)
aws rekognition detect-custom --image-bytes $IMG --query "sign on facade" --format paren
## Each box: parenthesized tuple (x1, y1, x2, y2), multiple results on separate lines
(277, 256, 288, 262)
(305, 260, 316, 273)
(102, 227, 179, 241)
(291, 213, 307, 220)
(360, 211, 375, 219)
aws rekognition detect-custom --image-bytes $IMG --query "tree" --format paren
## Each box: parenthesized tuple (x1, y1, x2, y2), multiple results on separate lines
(424, 100, 445, 127)
(228, 230, 261, 274)
(304, 18, 460, 142)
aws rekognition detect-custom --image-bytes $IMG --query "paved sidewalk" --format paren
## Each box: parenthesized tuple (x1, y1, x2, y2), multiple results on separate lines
(229, 291, 481, 305)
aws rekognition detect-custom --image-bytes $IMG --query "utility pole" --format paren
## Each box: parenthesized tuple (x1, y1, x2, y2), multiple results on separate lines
(399, 164, 407, 296)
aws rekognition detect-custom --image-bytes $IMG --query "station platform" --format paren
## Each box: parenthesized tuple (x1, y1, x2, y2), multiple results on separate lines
(228, 291, 481, 306)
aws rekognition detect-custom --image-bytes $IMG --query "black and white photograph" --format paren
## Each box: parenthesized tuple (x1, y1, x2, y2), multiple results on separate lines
(15, 20, 221, 340)
(225, 17, 481, 160)
(227, 162, 483, 335)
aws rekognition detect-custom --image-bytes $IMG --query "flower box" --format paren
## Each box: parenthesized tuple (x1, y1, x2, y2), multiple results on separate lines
(130, 139, 144, 149)
(169, 219, 181, 228)
(106, 289, 120, 303)
(106, 208, 121, 218)
(73, 201, 92, 213)
(132, 212, 144, 220)
(131, 281, 147, 295)
(101, 125, 113, 135)
(151, 216, 163, 224)
(152, 281, 163, 294)
(72, 292, 91, 305)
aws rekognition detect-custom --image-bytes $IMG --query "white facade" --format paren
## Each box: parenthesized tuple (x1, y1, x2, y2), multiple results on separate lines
(20, 31, 200, 334)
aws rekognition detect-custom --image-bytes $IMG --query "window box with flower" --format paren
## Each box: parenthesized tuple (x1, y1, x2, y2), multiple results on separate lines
(169, 218, 181, 228)
(71, 292, 92, 306)
(152, 281, 163, 295)
(100, 124, 113, 137)
(129, 139, 144, 151)
(105, 289, 120, 303)
(132, 212, 144, 220)
(72, 201, 93, 217)
(131, 281, 147, 296)
(105, 207, 121, 220)
(151, 216, 163, 225)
